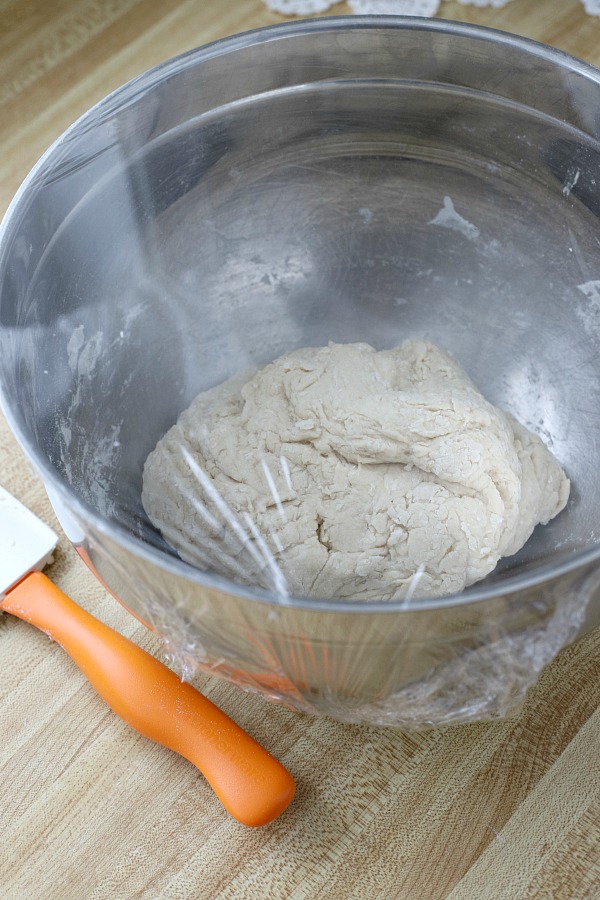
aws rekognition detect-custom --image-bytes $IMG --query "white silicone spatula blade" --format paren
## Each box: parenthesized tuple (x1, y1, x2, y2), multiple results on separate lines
(0, 484, 58, 596)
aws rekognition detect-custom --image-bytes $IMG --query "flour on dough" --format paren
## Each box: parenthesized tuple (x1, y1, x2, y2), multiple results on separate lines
(142, 341, 570, 601)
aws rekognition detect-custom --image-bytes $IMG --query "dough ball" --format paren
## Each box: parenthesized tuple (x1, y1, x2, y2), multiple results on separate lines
(142, 340, 570, 601)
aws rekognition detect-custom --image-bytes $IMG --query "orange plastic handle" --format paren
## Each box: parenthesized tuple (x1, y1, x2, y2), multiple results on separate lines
(1, 571, 295, 827)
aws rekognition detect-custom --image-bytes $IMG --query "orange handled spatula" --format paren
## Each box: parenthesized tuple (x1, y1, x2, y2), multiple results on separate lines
(0, 484, 295, 827)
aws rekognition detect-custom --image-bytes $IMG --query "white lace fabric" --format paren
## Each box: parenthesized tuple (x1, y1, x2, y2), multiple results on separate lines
(263, 0, 598, 17)
(263, 0, 334, 13)
(349, 1, 442, 13)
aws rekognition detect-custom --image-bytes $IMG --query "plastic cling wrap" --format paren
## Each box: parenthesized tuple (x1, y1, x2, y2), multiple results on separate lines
(5, 18, 600, 729)
(108, 336, 589, 729)
(84, 520, 600, 728)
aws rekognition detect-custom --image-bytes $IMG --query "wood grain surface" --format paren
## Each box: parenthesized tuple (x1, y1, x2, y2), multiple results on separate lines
(1, 2, 600, 897)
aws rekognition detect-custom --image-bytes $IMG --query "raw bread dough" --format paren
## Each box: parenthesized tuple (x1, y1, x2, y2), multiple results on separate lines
(142, 341, 570, 601)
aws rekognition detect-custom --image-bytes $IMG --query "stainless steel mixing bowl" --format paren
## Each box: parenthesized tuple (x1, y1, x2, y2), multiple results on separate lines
(2, 17, 600, 726)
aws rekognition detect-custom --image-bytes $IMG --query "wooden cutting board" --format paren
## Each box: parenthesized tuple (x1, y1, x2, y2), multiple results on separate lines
(1, 2, 599, 897)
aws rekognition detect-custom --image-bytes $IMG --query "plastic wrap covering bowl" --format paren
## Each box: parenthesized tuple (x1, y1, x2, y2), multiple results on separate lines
(2, 18, 600, 727)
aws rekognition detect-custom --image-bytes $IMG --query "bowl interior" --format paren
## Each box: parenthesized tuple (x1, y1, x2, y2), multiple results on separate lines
(3, 20, 600, 602)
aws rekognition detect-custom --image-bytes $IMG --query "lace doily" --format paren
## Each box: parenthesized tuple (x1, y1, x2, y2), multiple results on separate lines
(263, 0, 598, 17)
(348, 0, 442, 13)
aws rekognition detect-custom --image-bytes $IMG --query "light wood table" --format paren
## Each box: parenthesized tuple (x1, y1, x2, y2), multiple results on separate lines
(1, 2, 600, 897)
